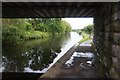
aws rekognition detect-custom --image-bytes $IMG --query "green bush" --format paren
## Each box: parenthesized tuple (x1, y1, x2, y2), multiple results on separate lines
(77, 30, 82, 35)
(23, 31, 49, 40)
(2, 25, 22, 45)
(83, 24, 93, 34)
(26, 23, 33, 31)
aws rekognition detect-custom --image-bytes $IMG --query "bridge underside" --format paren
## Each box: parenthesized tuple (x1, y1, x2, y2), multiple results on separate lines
(2, 2, 102, 18)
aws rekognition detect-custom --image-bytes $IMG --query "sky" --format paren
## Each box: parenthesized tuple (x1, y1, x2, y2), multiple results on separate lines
(63, 18, 93, 29)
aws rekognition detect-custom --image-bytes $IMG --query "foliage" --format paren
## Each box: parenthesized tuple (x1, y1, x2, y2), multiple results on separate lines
(82, 24, 93, 35)
(77, 30, 82, 35)
(2, 18, 72, 45)
(76, 24, 93, 46)
(61, 20, 72, 33)
(73, 24, 93, 35)
(25, 23, 33, 31)
(2, 19, 27, 45)
(23, 31, 49, 40)
(27, 18, 71, 36)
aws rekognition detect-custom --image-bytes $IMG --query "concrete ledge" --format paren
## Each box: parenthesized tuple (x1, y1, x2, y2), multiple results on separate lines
(39, 46, 77, 79)
(75, 46, 93, 52)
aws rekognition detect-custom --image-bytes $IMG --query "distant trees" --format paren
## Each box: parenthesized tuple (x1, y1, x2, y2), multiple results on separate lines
(27, 18, 71, 36)
(82, 24, 93, 34)
(77, 30, 82, 35)
(73, 24, 93, 35)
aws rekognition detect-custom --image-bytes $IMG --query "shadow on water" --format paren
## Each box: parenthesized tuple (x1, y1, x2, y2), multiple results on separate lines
(2, 33, 77, 73)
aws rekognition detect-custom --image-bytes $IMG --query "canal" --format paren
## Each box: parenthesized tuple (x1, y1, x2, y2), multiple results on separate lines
(2, 32, 82, 73)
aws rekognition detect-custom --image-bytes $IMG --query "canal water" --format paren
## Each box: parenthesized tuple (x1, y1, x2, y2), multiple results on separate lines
(2, 32, 83, 73)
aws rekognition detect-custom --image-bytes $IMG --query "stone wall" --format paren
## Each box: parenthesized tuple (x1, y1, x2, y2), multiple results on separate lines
(93, 2, 120, 78)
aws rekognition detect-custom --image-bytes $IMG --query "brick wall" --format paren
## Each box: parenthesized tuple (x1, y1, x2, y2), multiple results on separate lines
(93, 2, 120, 78)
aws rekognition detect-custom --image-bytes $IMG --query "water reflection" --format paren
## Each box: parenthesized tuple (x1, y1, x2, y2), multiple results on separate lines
(2, 32, 82, 73)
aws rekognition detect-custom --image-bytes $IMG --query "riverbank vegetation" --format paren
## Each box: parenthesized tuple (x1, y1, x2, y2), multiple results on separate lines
(78, 33, 92, 46)
(72, 24, 93, 35)
(2, 18, 72, 45)
(82, 24, 93, 35)
(72, 24, 93, 46)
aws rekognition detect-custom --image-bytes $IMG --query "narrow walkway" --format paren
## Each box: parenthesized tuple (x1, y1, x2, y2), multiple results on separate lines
(39, 45, 104, 79)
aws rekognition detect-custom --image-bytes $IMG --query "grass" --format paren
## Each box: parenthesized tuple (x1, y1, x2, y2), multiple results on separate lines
(78, 33, 92, 46)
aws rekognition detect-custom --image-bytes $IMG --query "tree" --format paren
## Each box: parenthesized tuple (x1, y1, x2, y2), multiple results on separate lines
(2, 18, 72, 45)
(83, 24, 93, 34)
(61, 20, 72, 33)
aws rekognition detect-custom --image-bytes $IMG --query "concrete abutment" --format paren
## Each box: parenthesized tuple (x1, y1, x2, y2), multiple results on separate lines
(93, 2, 120, 78)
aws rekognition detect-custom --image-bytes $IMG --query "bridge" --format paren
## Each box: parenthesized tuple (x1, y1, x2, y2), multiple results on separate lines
(2, 1, 120, 80)
(3, 2, 101, 18)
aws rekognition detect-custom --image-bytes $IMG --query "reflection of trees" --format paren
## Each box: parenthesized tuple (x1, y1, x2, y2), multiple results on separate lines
(2, 46, 30, 72)
(28, 48, 57, 70)
(2, 33, 71, 72)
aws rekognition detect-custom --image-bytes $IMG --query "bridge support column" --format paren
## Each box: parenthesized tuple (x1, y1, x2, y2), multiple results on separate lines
(93, 2, 120, 78)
